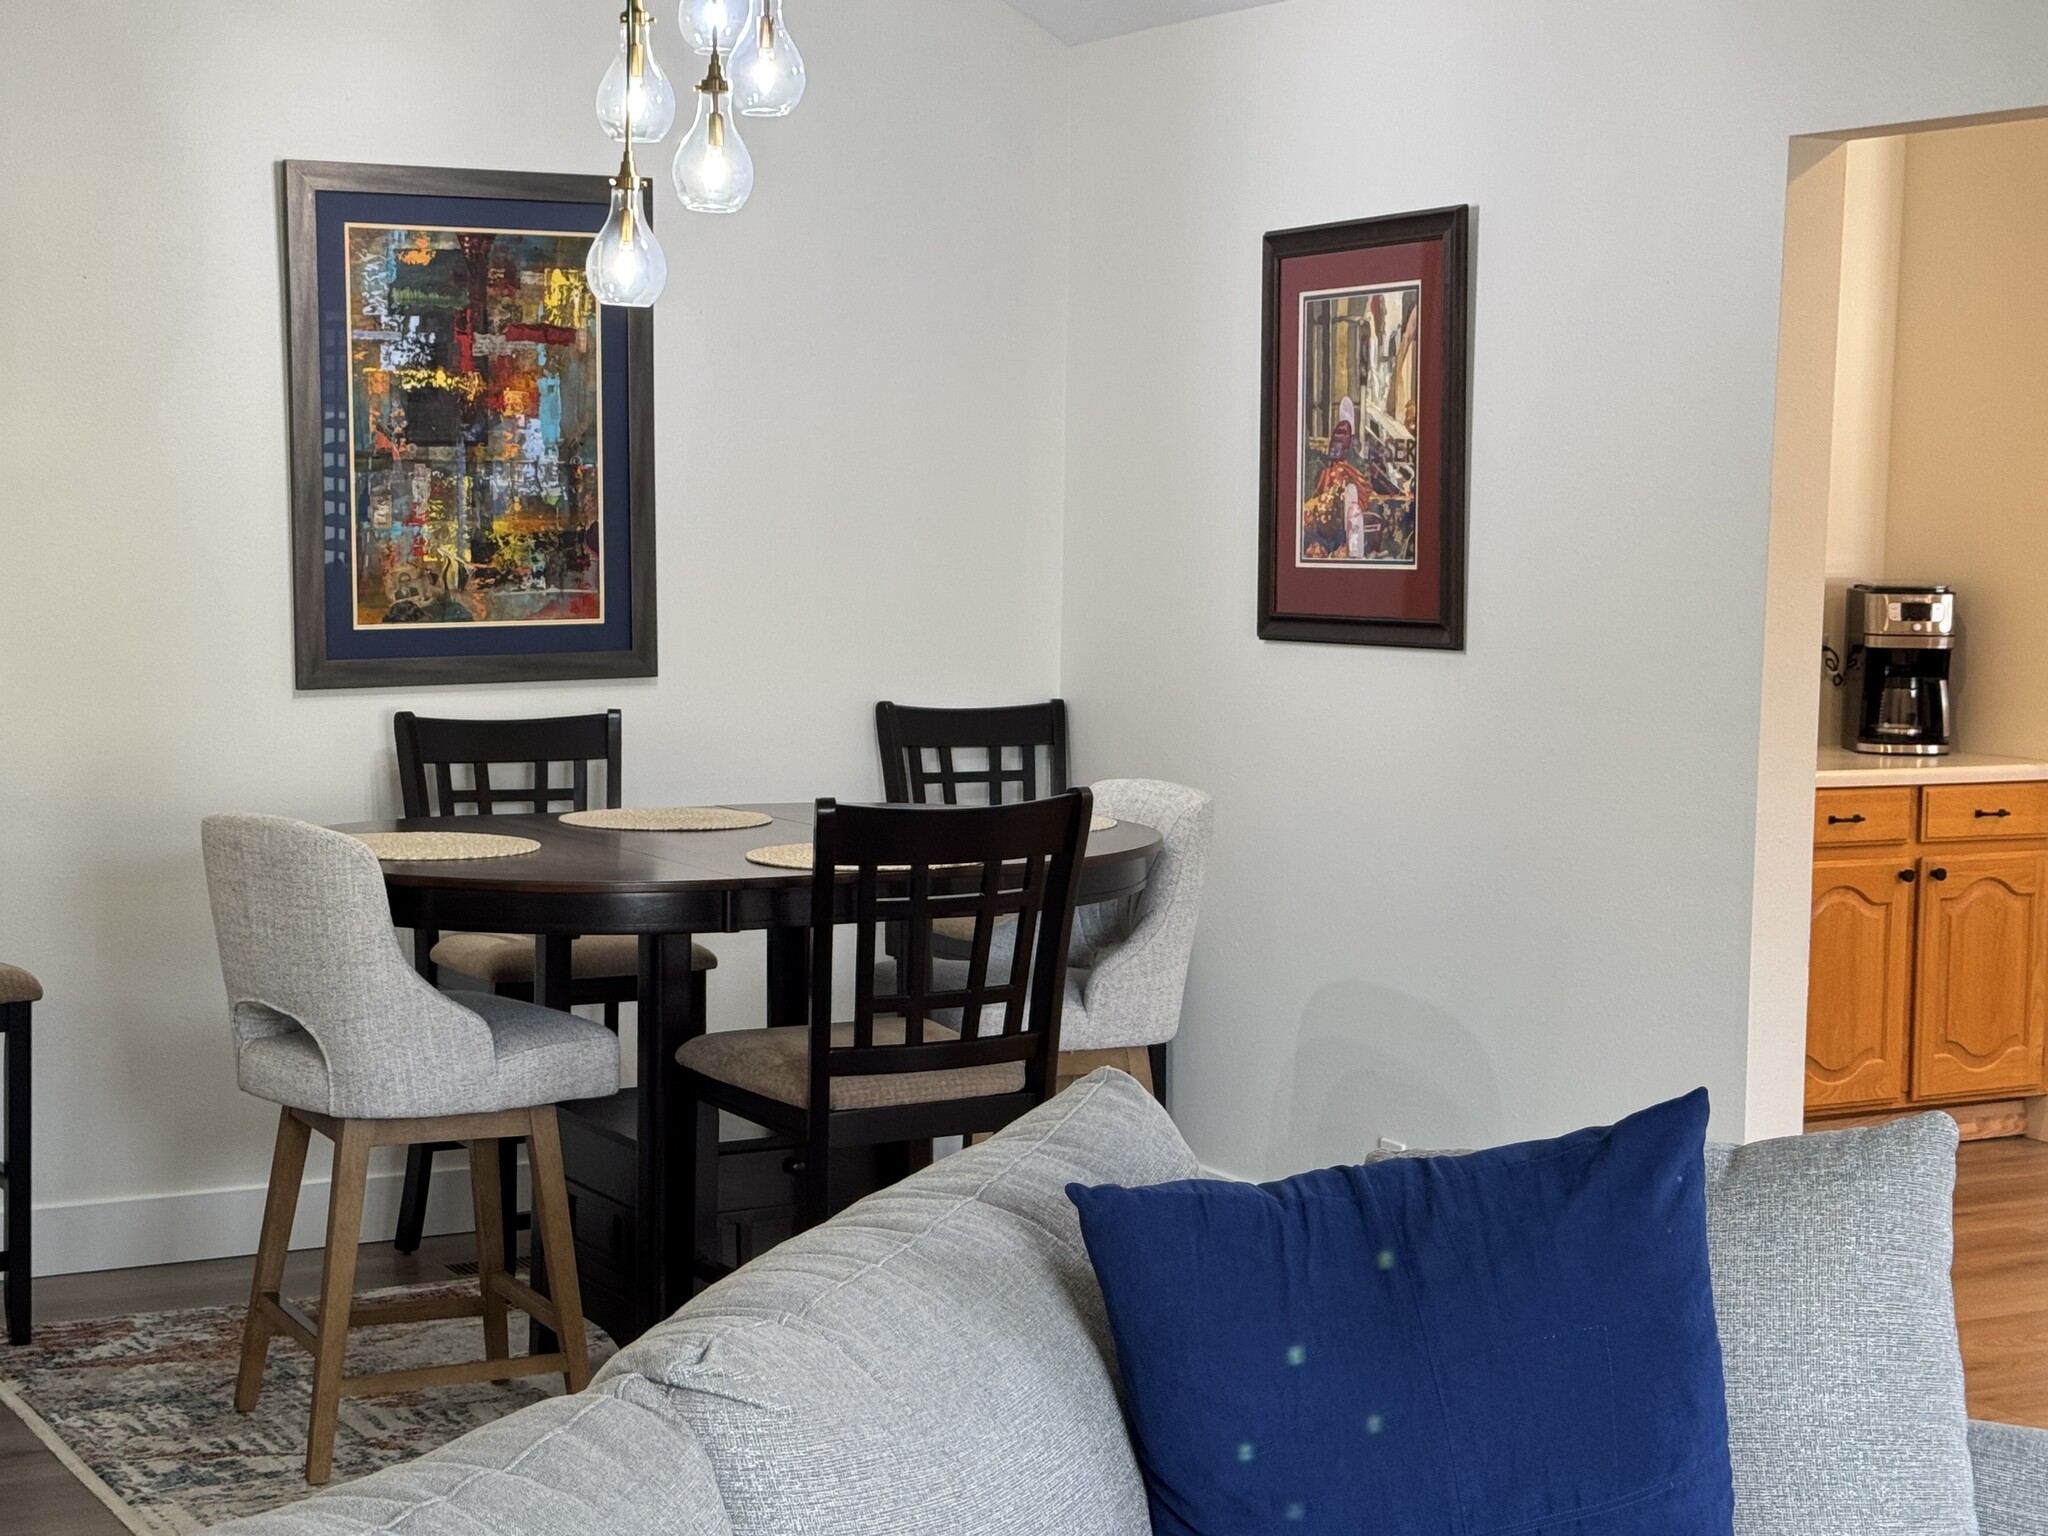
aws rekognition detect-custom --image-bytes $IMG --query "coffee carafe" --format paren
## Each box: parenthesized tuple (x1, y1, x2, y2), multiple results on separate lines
(1846, 584, 1955, 755)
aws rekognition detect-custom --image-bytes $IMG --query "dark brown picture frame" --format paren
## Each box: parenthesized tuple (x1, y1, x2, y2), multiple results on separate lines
(283, 160, 658, 690)
(1258, 206, 1471, 650)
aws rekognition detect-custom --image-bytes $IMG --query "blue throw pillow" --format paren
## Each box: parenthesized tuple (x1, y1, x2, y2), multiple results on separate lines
(1068, 1090, 1733, 1535)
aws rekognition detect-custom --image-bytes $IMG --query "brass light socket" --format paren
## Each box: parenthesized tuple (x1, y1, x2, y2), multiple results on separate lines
(697, 42, 730, 96)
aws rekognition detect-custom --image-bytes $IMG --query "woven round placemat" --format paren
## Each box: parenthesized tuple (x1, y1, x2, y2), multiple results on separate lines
(560, 806, 773, 832)
(745, 843, 823, 870)
(351, 831, 541, 862)
(1091, 814, 1118, 832)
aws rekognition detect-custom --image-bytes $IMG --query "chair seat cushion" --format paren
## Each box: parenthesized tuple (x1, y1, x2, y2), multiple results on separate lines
(432, 931, 716, 984)
(678, 1020, 1025, 1111)
(928, 913, 1014, 960)
(238, 991, 620, 1117)
(0, 963, 42, 1006)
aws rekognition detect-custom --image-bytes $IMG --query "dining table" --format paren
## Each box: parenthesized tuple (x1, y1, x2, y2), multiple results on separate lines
(339, 800, 1163, 1345)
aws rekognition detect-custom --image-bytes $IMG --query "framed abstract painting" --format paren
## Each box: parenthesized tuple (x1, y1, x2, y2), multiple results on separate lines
(283, 160, 656, 689)
(1258, 206, 1471, 650)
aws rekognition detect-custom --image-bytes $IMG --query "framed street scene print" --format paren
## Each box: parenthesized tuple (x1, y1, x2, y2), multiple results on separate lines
(1258, 205, 1471, 650)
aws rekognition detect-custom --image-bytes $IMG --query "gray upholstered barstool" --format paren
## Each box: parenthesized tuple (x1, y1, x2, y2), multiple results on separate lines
(0, 962, 37, 1346)
(931, 779, 1212, 1099)
(201, 815, 619, 1485)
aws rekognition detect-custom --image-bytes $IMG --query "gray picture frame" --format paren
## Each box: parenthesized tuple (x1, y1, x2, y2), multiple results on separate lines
(282, 159, 658, 690)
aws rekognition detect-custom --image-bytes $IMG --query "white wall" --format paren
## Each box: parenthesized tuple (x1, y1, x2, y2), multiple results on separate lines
(0, 0, 1069, 1272)
(18, 0, 2048, 1271)
(1057, 0, 2048, 1173)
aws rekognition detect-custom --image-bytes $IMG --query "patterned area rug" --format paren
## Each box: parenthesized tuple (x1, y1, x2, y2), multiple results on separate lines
(0, 1283, 616, 1534)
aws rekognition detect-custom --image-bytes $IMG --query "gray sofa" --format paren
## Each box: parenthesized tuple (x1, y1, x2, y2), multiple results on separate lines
(220, 1070, 2048, 1535)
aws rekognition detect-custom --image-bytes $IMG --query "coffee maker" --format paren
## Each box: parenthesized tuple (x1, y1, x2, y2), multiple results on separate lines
(1845, 584, 1955, 755)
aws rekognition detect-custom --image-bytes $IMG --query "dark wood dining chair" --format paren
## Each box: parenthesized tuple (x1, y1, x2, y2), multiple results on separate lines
(0, 964, 36, 1345)
(676, 790, 1091, 1278)
(875, 699, 1072, 967)
(875, 700, 1070, 805)
(390, 709, 716, 1256)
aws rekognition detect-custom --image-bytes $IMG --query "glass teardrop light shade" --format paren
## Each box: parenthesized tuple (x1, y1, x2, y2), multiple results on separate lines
(672, 90, 754, 213)
(596, 14, 677, 143)
(584, 183, 667, 306)
(680, 0, 747, 55)
(731, 2, 804, 116)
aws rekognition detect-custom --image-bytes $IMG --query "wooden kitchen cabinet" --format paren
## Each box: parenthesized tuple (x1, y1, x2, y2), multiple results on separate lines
(1912, 851, 2048, 1101)
(1806, 859, 1914, 1112)
(1807, 782, 2048, 1119)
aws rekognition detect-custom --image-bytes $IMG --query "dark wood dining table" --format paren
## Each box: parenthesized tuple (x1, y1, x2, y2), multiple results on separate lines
(339, 801, 1162, 1344)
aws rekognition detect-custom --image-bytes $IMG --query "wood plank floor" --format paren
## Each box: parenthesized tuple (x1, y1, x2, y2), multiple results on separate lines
(1954, 1135, 2048, 1427)
(4, 1141, 2046, 1534)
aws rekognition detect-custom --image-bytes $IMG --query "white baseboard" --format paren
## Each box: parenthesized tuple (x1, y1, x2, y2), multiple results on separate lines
(32, 1153, 527, 1278)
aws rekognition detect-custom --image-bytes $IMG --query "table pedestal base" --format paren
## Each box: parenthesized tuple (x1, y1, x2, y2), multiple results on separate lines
(557, 1090, 892, 1344)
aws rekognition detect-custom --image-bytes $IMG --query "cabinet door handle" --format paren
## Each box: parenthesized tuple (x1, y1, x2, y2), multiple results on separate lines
(1898, 868, 1918, 883)
(1827, 814, 1867, 825)
(1976, 808, 2013, 819)
(1932, 867, 1949, 881)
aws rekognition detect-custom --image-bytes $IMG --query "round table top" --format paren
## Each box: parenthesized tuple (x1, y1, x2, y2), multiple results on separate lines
(334, 802, 1162, 895)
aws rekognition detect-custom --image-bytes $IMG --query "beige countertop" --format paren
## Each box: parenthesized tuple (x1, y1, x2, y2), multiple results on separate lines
(1817, 747, 2048, 788)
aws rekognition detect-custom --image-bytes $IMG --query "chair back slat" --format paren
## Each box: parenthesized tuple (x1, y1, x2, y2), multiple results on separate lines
(395, 711, 623, 818)
(806, 792, 1089, 1102)
(874, 701, 1069, 806)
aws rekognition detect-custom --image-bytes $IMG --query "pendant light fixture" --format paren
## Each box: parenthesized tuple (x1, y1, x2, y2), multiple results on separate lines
(671, 39, 754, 214)
(584, 14, 667, 308)
(730, 0, 805, 117)
(596, 1, 677, 143)
(679, 0, 748, 55)
(584, 0, 799, 306)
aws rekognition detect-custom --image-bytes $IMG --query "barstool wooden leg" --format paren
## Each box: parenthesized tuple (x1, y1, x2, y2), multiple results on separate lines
(306, 1120, 371, 1486)
(495, 1137, 519, 1273)
(392, 1144, 434, 1255)
(236, 1109, 311, 1412)
(468, 1138, 510, 1376)
(523, 1107, 589, 1393)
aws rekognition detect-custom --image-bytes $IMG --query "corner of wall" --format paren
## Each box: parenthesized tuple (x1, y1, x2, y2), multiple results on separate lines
(1747, 137, 1852, 1142)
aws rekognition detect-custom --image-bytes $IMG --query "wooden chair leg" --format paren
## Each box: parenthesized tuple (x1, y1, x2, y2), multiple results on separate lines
(795, 1124, 831, 1234)
(525, 1107, 590, 1393)
(468, 1138, 510, 1377)
(306, 1120, 371, 1486)
(236, 1109, 311, 1412)
(4, 1005, 31, 1347)
(603, 1000, 620, 1033)
(496, 1137, 520, 1273)
(685, 1088, 720, 1285)
(393, 1144, 434, 1255)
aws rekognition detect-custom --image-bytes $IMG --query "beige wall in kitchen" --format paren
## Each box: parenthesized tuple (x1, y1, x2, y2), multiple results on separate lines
(1887, 117, 2048, 756)
(1818, 137, 1906, 750)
